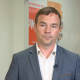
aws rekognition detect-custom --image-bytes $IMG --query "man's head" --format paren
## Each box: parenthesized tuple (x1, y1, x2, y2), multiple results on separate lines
(35, 7, 61, 28)
(34, 7, 61, 47)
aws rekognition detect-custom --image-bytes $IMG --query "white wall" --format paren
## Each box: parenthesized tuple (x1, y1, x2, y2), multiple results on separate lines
(0, 0, 25, 79)
(13, 0, 25, 53)
(0, 0, 80, 80)
(0, 0, 14, 79)
(24, 0, 29, 49)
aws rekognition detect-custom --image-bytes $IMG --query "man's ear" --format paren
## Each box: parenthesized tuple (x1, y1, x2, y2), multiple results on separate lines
(34, 24, 36, 33)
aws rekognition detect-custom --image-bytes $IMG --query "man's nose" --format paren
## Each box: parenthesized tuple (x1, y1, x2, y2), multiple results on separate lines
(45, 26, 51, 33)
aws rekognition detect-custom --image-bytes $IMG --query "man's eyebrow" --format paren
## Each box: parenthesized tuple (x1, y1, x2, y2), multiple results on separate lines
(39, 21, 46, 24)
(39, 22, 58, 26)
(51, 23, 58, 26)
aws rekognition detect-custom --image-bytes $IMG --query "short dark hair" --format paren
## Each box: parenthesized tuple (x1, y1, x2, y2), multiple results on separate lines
(35, 7, 62, 28)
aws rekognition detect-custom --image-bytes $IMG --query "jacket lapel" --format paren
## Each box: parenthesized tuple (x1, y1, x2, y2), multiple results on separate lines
(28, 44, 42, 80)
(52, 45, 64, 80)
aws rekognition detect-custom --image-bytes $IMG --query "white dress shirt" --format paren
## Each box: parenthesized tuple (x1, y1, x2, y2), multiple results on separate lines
(36, 43, 57, 80)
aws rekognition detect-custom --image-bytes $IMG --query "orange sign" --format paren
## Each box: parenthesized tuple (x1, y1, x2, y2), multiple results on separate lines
(29, 7, 40, 45)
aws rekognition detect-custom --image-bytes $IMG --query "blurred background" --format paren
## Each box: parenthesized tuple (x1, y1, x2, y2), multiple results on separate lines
(0, 0, 80, 80)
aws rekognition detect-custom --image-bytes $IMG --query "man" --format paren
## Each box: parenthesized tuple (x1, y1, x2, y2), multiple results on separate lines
(5, 7, 80, 80)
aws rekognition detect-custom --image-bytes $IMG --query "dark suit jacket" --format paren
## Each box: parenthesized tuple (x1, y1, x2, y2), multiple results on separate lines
(5, 44, 80, 80)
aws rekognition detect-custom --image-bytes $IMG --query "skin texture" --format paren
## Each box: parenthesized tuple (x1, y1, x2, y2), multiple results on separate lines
(34, 13, 61, 58)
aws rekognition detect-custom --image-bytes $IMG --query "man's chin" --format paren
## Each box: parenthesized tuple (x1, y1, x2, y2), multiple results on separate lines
(42, 42, 53, 46)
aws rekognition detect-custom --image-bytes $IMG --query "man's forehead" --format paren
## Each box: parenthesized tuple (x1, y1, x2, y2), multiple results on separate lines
(37, 13, 60, 26)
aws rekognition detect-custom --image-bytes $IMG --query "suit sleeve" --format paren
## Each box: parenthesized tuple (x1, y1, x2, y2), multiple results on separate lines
(75, 54, 80, 80)
(5, 54, 18, 80)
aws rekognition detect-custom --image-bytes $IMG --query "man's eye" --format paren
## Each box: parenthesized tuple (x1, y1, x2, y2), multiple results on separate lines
(41, 25, 45, 27)
(52, 26, 56, 28)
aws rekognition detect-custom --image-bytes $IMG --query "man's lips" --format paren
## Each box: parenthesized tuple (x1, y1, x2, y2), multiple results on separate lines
(44, 37, 51, 40)
(41, 35, 53, 39)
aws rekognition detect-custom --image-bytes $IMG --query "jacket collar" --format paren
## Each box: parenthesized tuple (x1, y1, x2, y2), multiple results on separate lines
(29, 44, 42, 80)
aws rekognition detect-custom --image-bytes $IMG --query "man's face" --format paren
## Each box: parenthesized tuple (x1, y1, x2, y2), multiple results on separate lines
(34, 13, 61, 46)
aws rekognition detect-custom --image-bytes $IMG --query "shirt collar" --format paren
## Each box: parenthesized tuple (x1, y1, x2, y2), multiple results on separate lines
(36, 43, 57, 55)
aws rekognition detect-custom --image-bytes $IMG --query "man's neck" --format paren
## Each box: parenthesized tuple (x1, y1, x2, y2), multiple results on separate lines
(37, 42, 56, 58)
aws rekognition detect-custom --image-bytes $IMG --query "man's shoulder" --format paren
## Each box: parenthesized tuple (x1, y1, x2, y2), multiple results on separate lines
(58, 45, 79, 58)
(13, 44, 36, 58)
(62, 47, 77, 55)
